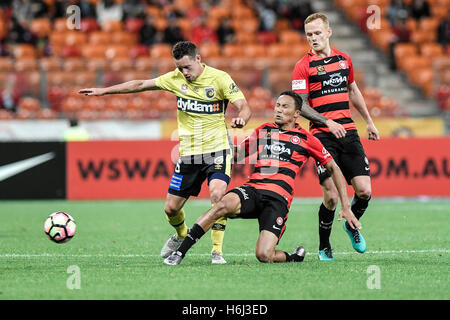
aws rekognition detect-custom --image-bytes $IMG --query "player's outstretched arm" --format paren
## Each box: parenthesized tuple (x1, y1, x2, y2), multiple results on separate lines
(324, 159, 361, 230)
(79, 79, 158, 96)
(348, 82, 380, 141)
(297, 93, 347, 139)
(230, 98, 251, 128)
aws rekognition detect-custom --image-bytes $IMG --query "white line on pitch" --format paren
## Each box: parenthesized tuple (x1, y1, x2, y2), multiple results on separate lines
(0, 249, 448, 258)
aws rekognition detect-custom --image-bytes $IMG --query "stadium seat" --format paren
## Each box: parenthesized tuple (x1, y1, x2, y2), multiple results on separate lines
(112, 31, 138, 46)
(222, 43, 245, 58)
(63, 58, 85, 72)
(81, 45, 107, 59)
(50, 31, 67, 48)
(399, 55, 431, 73)
(149, 44, 172, 58)
(39, 57, 63, 71)
(199, 43, 221, 59)
(101, 20, 123, 32)
(0, 109, 15, 120)
(407, 67, 434, 97)
(419, 43, 445, 58)
(368, 29, 392, 54)
(279, 30, 303, 44)
(30, 18, 52, 37)
(245, 44, 267, 58)
(129, 45, 149, 59)
(235, 31, 257, 44)
(89, 31, 112, 45)
(18, 97, 41, 112)
(231, 5, 256, 20)
(0, 57, 14, 72)
(268, 70, 292, 94)
(12, 44, 36, 59)
(36, 108, 59, 120)
(394, 43, 418, 62)
(105, 45, 130, 59)
(15, 59, 38, 72)
(411, 30, 437, 44)
(65, 31, 87, 46)
(86, 59, 108, 71)
(109, 58, 134, 71)
(134, 57, 155, 72)
(80, 18, 99, 33)
(125, 18, 145, 33)
(146, 5, 162, 19)
(419, 17, 440, 33)
(59, 45, 81, 58)
(53, 18, 70, 32)
(154, 17, 168, 31)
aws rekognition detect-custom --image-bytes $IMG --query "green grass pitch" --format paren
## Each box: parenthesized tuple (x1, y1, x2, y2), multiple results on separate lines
(0, 198, 448, 300)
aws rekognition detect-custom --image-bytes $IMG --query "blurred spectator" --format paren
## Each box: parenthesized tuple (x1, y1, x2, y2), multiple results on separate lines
(254, 0, 277, 32)
(163, 17, 184, 45)
(190, 16, 218, 45)
(409, 0, 430, 20)
(283, 0, 312, 32)
(437, 12, 450, 51)
(0, 39, 10, 56)
(0, 75, 20, 114)
(139, 15, 160, 46)
(12, 0, 48, 23)
(123, 0, 146, 20)
(8, 17, 37, 44)
(388, 18, 412, 70)
(387, 0, 409, 27)
(217, 18, 235, 45)
(55, 0, 96, 19)
(96, 0, 123, 25)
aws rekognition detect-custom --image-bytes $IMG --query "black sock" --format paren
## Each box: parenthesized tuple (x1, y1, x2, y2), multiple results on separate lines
(318, 203, 335, 250)
(177, 223, 205, 257)
(284, 252, 304, 262)
(351, 194, 370, 220)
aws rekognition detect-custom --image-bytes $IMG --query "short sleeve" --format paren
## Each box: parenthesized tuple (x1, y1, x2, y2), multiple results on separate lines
(218, 73, 246, 103)
(307, 134, 333, 166)
(291, 60, 310, 94)
(154, 71, 176, 92)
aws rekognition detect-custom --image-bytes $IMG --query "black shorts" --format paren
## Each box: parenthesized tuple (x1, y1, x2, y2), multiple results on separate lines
(168, 149, 232, 198)
(315, 130, 370, 185)
(227, 185, 289, 241)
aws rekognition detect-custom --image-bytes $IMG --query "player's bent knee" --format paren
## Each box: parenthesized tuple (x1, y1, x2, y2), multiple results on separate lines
(356, 188, 371, 200)
(255, 248, 274, 263)
(164, 202, 180, 217)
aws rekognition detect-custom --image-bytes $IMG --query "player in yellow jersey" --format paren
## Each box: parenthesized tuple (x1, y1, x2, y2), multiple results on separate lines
(79, 41, 251, 264)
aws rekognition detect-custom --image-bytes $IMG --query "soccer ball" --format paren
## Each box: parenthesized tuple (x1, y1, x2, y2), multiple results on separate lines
(44, 212, 76, 243)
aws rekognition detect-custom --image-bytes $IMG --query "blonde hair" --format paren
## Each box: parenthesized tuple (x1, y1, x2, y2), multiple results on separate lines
(304, 13, 330, 28)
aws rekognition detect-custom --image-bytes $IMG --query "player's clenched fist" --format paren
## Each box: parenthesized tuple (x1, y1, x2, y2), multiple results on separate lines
(78, 88, 106, 96)
(230, 117, 246, 128)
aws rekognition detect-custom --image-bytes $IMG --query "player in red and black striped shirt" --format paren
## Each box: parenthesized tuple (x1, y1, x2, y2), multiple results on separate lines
(292, 13, 380, 260)
(163, 91, 360, 265)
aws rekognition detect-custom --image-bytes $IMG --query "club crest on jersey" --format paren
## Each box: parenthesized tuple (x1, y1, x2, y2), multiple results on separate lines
(180, 83, 188, 94)
(205, 86, 216, 99)
(339, 60, 347, 69)
(316, 65, 326, 75)
(276, 217, 283, 226)
(290, 135, 301, 144)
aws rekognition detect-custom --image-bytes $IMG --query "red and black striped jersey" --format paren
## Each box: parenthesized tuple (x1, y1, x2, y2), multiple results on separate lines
(291, 49, 356, 135)
(240, 122, 332, 207)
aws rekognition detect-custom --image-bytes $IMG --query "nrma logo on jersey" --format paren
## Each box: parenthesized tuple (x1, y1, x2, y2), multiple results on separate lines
(323, 73, 347, 87)
(177, 97, 223, 114)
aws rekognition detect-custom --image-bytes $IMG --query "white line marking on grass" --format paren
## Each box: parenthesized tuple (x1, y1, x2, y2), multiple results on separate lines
(0, 249, 448, 258)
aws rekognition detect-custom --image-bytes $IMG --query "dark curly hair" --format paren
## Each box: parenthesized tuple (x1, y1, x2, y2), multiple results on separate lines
(279, 91, 303, 111)
(172, 41, 198, 60)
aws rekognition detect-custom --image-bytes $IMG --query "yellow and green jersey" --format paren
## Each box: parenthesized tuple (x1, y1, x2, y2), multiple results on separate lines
(155, 64, 245, 156)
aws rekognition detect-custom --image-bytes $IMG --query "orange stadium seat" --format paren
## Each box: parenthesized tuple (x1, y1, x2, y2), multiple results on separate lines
(112, 31, 138, 46)
(134, 57, 155, 72)
(81, 45, 107, 59)
(146, 6, 162, 19)
(105, 45, 130, 59)
(394, 43, 417, 62)
(420, 43, 445, 58)
(268, 70, 292, 94)
(86, 59, 108, 71)
(36, 108, 58, 120)
(50, 31, 67, 48)
(39, 57, 63, 71)
(53, 18, 70, 32)
(12, 44, 36, 59)
(368, 29, 392, 54)
(0, 110, 15, 120)
(405, 18, 418, 32)
(0, 57, 14, 72)
(63, 58, 85, 72)
(274, 19, 291, 33)
(279, 30, 303, 44)
(47, 71, 76, 87)
(208, 6, 230, 21)
(199, 43, 221, 59)
(235, 31, 257, 44)
(30, 18, 52, 37)
(431, 5, 448, 20)
(129, 45, 150, 59)
(154, 17, 168, 31)
(149, 44, 172, 58)
(411, 30, 437, 44)
(65, 31, 87, 46)
(244, 44, 267, 58)
(89, 31, 112, 45)
(80, 18, 99, 33)
(109, 58, 134, 71)
(222, 43, 244, 58)
(407, 67, 434, 97)
(419, 17, 441, 33)
(101, 20, 123, 32)
(18, 97, 41, 112)
(231, 5, 255, 20)
(15, 59, 38, 72)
